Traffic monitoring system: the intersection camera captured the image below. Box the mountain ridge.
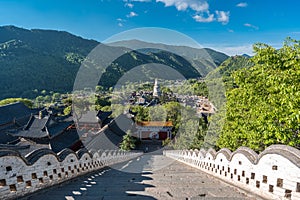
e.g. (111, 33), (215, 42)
(0, 25), (229, 99)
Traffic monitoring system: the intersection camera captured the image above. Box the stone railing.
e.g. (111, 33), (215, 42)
(164, 145), (300, 200)
(0, 148), (142, 199)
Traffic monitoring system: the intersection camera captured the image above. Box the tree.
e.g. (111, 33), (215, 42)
(131, 106), (149, 122)
(95, 85), (104, 93)
(120, 130), (136, 151)
(0, 98), (33, 108)
(44, 95), (52, 103)
(62, 97), (72, 106)
(217, 38), (300, 152)
(35, 96), (44, 108)
(149, 105), (167, 121)
(163, 102), (182, 133)
(41, 90), (47, 95)
(52, 93), (61, 102)
(63, 106), (72, 116)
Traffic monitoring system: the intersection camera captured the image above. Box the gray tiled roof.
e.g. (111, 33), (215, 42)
(78, 110), (99, 123)
(13, 115), (73, 139)
(50, 129), (81, 153)
(85, 114), (136, 151)
(0, 102), (32, 125)
(97, 110), (112, 122)
(85, 127), (123, 151)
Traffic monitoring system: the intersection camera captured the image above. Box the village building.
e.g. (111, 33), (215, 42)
(135, 121), (173, 140)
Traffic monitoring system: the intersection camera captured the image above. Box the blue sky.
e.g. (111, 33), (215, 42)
(0, 0), (299, 55)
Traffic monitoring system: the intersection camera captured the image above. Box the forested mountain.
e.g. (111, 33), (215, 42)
(214, 55), (252, 77)
(109, 39), (229, 66)
(207, 55), (253, 90)
(0, 26), (99, 99)
(0, 25), (228, 99)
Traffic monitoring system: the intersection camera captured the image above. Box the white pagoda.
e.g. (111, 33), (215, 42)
(153, 78), (161, 97)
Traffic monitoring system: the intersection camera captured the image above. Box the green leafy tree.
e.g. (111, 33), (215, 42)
(163, 102), (182, 133)
(149, 105), (167, 121)
(35, 96), (44, 108)
(217, 38), (300, 152)
(52, 93), (61, 102)
(62, 96), (72, 106)
(41, 90), (47, 95)
(44, 95), (52, 103)
(0, 98), (33, 108)
(120, 130), (136, 151)
(131, 106), (149, 122)
(63, 106), (72, 116)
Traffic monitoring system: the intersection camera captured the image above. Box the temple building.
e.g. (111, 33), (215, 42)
(75, 110), (112, 133)
(10, 109), (84, 153)
(0, 102), (39, 145)
(135, 121), (173, 140)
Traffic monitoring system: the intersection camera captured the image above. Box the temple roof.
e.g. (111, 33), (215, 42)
(97, 110), (112, 122)
(137, 121), (173, 127)
(78, 111), (99, 123)
(50, 129), (81, 153)
(77, 110), (112, 124)
(12, 115), (73, 139)
(85, 114), (135, 151)
(0, 102), (32, 125)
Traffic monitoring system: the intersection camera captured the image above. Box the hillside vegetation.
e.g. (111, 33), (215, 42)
(217, 38), (300, 152)
(0, 26), (228, 100)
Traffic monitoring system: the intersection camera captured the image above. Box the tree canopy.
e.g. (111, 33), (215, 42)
(0, 98), (33, 108)
(217, 38), (300, 152)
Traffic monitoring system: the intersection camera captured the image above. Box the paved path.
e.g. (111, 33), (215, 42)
(25, 155), (262, 200)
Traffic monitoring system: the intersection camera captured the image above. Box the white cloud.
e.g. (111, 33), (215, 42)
(193, 12), (214, 23)
(244, 23), (259, 30)
(126, 11), (138, 17)
(216, 11), (230, 25)
(117, 18), (126, 26)
(236, 2), (248, 7)
(129, 0), (230, 25)
(156, 0), (209, 12)
(130, 0), (151, 2)
(125, 3), (134, 8)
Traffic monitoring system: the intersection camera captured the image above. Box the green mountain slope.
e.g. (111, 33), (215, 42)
(0, 26), (99, 98)
(206, 55), (253, 89)
(109, 39), (229, 75)
(0, 26), (228, 99)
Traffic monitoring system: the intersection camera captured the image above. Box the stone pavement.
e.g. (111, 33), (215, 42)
(24, 154), (263, 200)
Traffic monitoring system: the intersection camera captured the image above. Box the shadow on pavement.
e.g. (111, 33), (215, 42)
(23, 165), (156, 200)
